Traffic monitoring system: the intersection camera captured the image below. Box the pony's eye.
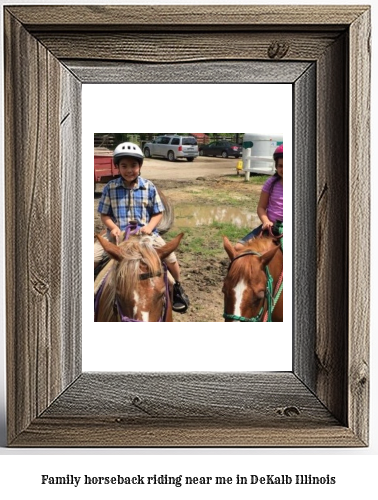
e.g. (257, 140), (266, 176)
(252, 290), (265, 306)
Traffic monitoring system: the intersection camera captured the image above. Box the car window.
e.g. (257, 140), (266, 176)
(171, 138), (180, 145)
(182, 137), (197, 146)
(160, 137), (170, 144)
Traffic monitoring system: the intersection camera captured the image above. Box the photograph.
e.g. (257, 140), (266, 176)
(93, 133), (284, 323)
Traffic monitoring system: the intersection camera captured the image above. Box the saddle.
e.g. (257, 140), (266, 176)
(94, 254), (110, 281)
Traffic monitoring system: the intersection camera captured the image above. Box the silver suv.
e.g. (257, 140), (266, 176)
(143, 135), (199, 162)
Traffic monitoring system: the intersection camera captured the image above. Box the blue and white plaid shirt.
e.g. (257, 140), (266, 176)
(97, 176), (165, 235)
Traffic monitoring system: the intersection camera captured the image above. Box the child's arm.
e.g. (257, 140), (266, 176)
(140, 212), (163, 234)
(101, 214), (121, 241)
(257, 191), (273, 229)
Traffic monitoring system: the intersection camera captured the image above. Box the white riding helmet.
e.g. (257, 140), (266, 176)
(113, 142), (144, 166)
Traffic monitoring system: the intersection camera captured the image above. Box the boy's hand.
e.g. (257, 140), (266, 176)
(110, 226), (121, 243)
(140, 226), (152, 235)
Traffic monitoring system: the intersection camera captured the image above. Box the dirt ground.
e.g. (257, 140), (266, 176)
(94, 157), (261, 322)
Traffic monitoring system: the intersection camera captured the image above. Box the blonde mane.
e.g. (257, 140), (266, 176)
(98, 235), (163, 322)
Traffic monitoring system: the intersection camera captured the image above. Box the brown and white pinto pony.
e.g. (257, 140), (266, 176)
(94, 232), (183, 322)
(222, 236), (283, 322)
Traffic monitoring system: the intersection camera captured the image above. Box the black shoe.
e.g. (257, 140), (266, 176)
(172, 282), (190, 313)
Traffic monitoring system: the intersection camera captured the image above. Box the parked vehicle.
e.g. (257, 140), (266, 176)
(94, 147), (118, 191)
(199, 141), (242, 158)
(242, 133), (283, 179)
(143, 135), (199, 162)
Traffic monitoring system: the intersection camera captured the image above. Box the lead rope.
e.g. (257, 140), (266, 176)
(123, 220), (140, 242)
(262, 269), (283, 322)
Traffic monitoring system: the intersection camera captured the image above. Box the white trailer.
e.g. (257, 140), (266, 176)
(242, 133), (283, 180)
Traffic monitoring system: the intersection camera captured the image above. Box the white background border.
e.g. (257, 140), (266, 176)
(0, 2), (376, 499)
(84, 83), (292, 372)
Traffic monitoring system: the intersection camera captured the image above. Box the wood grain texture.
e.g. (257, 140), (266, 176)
(293, 64), (317, 390)
(60, 67), (83, 388)
(4, 5), (370, 447)
(4, 11), (82, 443)
(316, 33), (349, 425)
(6, 5), (368, 29)
(12, 420), (363, 448)
(5, 12), (63, 441)
(67, 60), (311, 84)
(12, 373), (363, 447)
(41, 373), (333, 421)
(348, 8), (371, 445)
(36, 32), (339, 63)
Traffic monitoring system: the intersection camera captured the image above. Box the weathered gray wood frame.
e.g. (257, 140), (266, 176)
(4, 5), (370, 447)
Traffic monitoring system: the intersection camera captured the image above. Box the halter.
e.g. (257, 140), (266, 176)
(94, 222), (170, 322)
(223, 250), (282, 322)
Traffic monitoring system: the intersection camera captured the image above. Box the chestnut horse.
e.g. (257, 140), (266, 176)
(94, 232), (183, 322)
(222, 236), (283, 322)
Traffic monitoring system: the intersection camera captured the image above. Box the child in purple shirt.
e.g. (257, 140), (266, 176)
(235, 144), (283, 250)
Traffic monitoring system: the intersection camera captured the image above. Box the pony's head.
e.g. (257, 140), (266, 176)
(95, 232), (183, 322)
(222, 236), (281, 322)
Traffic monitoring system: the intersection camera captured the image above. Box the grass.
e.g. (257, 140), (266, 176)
(167, 221), (250, 260)
(163, 175), (266, 262)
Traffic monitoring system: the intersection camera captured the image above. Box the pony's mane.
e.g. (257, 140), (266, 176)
(100, 235), (162, 321)
(241, 236), (276, 254)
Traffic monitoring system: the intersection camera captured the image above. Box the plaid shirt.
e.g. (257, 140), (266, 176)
(97, 176), (165, 234)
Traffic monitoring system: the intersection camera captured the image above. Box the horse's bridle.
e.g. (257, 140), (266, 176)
(94, 222), (170, 322)
(223, 250), (275, 322)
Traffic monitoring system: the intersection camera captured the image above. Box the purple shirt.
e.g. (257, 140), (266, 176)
(262, 176), (283, 222)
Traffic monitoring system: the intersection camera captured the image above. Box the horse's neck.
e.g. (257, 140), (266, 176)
(270, 248), (283, 282)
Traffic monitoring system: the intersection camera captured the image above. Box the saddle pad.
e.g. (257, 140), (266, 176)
(94, 260), (114, 296)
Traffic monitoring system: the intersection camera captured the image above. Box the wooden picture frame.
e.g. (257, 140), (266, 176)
(4, 5), (370, 447)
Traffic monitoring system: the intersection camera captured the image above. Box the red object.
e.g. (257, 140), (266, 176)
(94, 148), (119, 184)
(190, 133), (210, 144)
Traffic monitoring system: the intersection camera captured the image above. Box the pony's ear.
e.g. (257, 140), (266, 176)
(260, 245), (280, 267)
(223, 236), (236, 261)
(156, 233), (184, 261)
(95, 233), (124, 262)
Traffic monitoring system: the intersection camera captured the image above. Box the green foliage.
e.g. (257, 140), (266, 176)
(94, 133), (245, 147)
